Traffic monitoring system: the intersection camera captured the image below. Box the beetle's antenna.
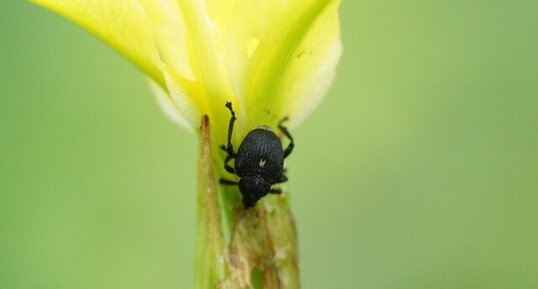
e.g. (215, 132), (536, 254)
(224, 101), (237, 156)
(225, 101), (235, 118)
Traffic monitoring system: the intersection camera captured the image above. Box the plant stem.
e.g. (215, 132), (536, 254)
(195, 116), (300, 289)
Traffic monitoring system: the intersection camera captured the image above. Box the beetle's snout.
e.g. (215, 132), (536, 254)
(238, 176), (271, 207)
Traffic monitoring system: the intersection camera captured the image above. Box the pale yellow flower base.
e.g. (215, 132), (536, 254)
(197, 116), (299, 289)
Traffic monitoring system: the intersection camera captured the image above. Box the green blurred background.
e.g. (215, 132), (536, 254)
(2, 1), (537, 288)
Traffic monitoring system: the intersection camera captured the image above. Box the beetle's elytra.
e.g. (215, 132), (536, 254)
(219, 102), (294, 208)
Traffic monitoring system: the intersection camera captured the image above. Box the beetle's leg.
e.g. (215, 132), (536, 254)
(223, 155), (235, 174)
(275, 174), (288, 184)
(278, 117), (294, 158)
(269, 187), (282, 194)
(220, 178), (238, 186)
(222, 101), (237, 157)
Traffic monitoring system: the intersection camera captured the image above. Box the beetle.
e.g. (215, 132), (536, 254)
(219, 101), (294, 208)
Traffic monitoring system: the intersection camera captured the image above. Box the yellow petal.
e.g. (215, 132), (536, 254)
(210, 0), (342, 129)
(272, 0), (342, 127)
(139, 0), (211, 130)
(30, 0), (165, 87)
(176, 0), (241, 139)
(138, 0), (194, 81)
(161, 63), (208, 130)
(148, 79), (193, 132)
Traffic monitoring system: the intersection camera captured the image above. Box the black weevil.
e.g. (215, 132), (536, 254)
(219, 102), (294, 208)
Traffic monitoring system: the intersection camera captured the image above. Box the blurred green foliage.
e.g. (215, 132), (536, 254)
(1, 1), (537, 289)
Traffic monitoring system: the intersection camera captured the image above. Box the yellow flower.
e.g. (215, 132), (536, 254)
(31, 0), (342, 146)
(31, 1), (342, 287)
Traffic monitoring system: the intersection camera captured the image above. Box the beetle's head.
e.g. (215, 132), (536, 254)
(238, 176), (271, 208)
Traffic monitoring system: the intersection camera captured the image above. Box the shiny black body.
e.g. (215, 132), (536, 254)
(236, 128), (284, 181)
(220, 102), (294, 208)
(235, 128), (284, 206)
